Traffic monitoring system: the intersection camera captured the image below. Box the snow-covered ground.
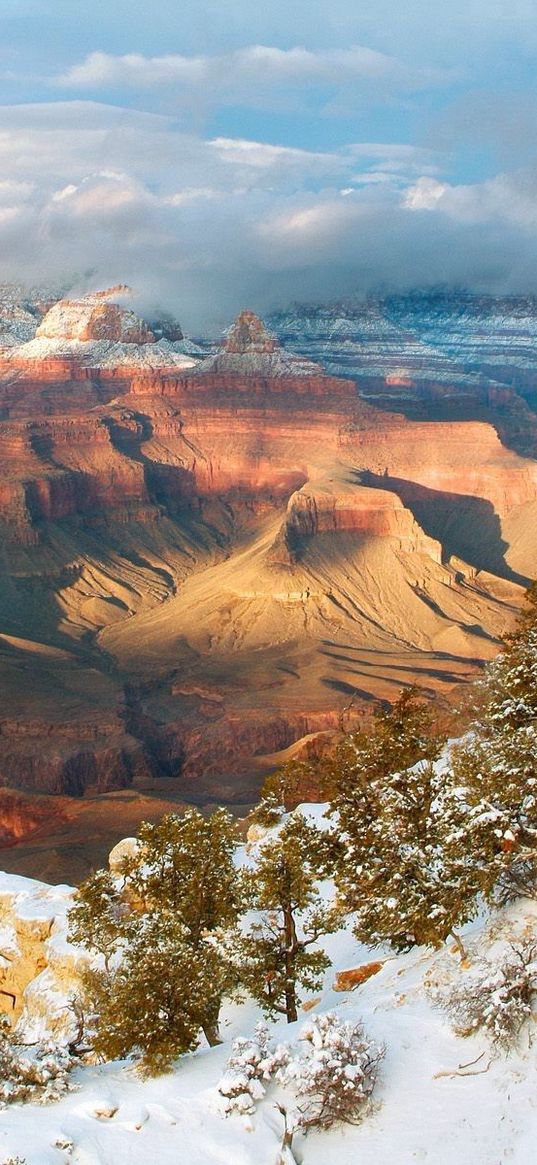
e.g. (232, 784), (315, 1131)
(1, 819), (536, 1165)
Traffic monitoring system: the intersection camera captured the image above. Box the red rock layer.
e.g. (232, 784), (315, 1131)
(0, 329), (536, 824)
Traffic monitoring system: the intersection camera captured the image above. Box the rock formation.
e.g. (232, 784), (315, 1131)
(0, 294), (536, 879)
(0, 288), (198, 401)
(0, 871), (82, 1037)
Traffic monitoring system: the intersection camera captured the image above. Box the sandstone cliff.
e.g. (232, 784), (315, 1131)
(0, 301), (535, 879)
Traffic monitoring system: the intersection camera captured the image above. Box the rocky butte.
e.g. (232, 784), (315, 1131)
(0, 290), (536, 878)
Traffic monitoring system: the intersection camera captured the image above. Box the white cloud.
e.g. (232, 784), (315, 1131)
(55, 44), (450, 114)
(403, 177), (447, 209)
(0, 100), (536, 329)
(209, 137), (340, 169)
(405, 169), (537, 227)
(58, 45), (400, 87)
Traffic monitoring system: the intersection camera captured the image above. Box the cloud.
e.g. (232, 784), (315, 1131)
(0, 100), (536, 331)
(405, 168), (537, 227)
(56, 44), (451, 114)
(403, 177), (447, 209)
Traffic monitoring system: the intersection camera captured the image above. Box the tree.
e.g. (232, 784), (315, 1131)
(328, 687), (442, 799)
(330, 689), (480, 953)
(85, 915), (231, 1074)
(450, 582), (537, 901)
(68, 868), (125, 973)
(69, 808), (244, 1071)
(252, 759), (335, 828)
(236, 814), (339, 1022)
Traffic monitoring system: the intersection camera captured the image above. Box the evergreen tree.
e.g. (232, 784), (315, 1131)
(236, 814), (339, 1022)
(252, 759), (335, 828)
(69, 808), (244, 1071)
(330, 689), (479, 952)
(68, 868), (126, 972)
(450, 582), (537, 900)
(85, 915), (230, 1074)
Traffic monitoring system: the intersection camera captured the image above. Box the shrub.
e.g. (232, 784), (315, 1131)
(280, 1012), (384, 1133)
(219, 1010), (383, 1158)
(217, 1023), (289, 1115)
(0, 1018), (74, 1106)
(437, 938), (537, 1051)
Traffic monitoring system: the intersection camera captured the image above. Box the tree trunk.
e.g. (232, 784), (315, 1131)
(202, 1022), (223, 1047)
(283, 905), (298, 1023)
(276, 1104), (298, 1165)
(202, 998), (223, 1046)
(450, 930), (468, 960)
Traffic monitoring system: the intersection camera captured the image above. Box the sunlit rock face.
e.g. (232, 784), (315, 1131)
(196, 309), (323, 379)
(0, 297), (536, 880)
(0, 871), (82, 1038)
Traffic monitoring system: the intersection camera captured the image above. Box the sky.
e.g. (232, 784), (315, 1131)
(0, 0), (537, 330)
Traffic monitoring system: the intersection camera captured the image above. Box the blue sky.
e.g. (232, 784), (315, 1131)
(0, 1), (536, 328)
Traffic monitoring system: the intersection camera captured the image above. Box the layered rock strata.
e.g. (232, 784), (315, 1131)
(0, 300), (535, 878)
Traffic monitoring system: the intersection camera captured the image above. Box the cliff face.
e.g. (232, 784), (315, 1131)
(0, 301), (536, 877)
(269, 292), (537, 459)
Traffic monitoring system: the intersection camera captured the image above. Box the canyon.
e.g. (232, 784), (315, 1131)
(0, 288), (536, 879)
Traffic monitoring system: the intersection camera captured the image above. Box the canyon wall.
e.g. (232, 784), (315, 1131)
(0, 301), (535, 877)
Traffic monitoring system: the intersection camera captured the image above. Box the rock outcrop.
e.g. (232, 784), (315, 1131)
(0, 287), (198, 396)
(0, 871), (82, 1038)
(35, 287), (155, 345)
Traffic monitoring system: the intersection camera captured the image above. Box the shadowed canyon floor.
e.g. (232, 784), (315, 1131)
(0, 296), (535, 879)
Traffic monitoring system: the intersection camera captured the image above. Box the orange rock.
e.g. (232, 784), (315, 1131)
(333, 962), (385, 992)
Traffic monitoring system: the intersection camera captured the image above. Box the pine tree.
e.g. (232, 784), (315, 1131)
(68, 868), (126, 972)
(236, 814), (339, 1022)
(450, 583), (537, 901)
(69, 808), (244, 1071)
(251, 759), (335, 828)
(85, 915), (231, 1074)
(330, 689), (479, 952)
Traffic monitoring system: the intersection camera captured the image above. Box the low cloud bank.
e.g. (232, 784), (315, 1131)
(1, 102), (537, 333)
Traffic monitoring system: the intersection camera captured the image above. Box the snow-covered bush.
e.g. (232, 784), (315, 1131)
(218, 1011), (383, 1141)
(280, 1012), (384, 1133)
(217, 1023), (289, 1115)
(0, 1018), (75, 1106)
(438, 939), (537, 1051)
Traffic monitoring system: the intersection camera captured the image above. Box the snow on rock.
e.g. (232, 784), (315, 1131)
(0, 872), (85, 1043)
(198, 309), (322, 378)
(0, 283), (53, 349)
(4, 287), (201, 372)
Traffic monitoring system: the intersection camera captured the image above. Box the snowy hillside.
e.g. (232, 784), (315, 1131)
(1, 821), (536, 1165)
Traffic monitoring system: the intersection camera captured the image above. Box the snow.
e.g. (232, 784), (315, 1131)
(6, 336), (199, 371)
(0, 854), (536, 1164)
